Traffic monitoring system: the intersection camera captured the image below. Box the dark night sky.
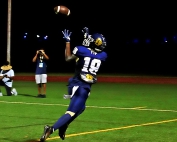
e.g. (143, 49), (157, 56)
(1, 1), (177, 76)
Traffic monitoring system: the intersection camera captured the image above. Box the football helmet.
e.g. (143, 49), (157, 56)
(90, 33), (106, 52)
(82, 33), (106, 52)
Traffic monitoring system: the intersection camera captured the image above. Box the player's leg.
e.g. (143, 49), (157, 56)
(68, 105), (85, 124)
(59, 86), (84, 139)
(54, 87), (89, 140)
(41, 83), (46, 97)
(63, 85), (86, 124)
(40, 86), (89, 141)
(4, 85), (12, 96)
(9, 81), (18, 95)
(53, 86), (89, 129)
(35, 75), (42, 97)
(41, 74), (47, 98)
(58, 105), (85, 140)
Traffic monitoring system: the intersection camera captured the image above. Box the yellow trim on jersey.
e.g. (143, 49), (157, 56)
(76, 58), (79, 62)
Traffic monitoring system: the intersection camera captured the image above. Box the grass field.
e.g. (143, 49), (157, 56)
(0, 81), (177, 142)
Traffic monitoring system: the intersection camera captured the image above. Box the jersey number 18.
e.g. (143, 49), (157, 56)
(82, 57), (101, 75)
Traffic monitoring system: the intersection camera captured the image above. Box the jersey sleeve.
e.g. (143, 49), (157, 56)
(72, 46), (86, 57)
(100, 52), (107, 61)
(104, 52), (107, 61)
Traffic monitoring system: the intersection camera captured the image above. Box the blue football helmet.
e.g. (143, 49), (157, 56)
(82, 33), (106, 52)
(91, 33), (106, 52)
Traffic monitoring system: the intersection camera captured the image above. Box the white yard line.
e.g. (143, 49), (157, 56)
(0, 100), (177, 113)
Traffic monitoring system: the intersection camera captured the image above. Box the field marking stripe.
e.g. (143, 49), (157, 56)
(0, 100), (68, 107)
(131, 106), (146, 109)
(0, 100), (177, 113)
(46, 118), (177, 140)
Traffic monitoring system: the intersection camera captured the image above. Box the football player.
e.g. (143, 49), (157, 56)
(40, 27), (107, 141)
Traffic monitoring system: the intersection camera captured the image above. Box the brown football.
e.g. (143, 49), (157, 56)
(54, 5), (70, 16)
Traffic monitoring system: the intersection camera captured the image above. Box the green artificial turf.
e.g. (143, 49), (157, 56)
(0, 81), (177, 142)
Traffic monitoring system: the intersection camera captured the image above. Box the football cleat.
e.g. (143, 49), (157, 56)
(40, 125), (53, 142)
(59, 124), (68, 140)
(11, 88), (17, 96)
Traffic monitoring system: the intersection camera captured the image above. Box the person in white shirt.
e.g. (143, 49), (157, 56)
(0, 61), (17, 96)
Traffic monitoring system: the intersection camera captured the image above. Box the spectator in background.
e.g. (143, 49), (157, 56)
(0, 61), (17, 96)
(32, 48), (49, 98)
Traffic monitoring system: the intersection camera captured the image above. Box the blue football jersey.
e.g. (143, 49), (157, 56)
(68, 46), (107, 88)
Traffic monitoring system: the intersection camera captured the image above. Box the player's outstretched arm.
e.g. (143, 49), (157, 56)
(82, 27), (89, 38)
(65, 42), (77, 61)
(62, 29), (77, 62)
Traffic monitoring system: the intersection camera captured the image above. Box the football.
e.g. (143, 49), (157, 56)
(54, 5), (70, 16)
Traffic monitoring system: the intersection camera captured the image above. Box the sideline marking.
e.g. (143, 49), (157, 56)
(46, 118), (177, 141)
(0, 100), (177, 113)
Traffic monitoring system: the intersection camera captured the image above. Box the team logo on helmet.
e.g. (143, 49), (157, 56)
(95, 38), (102, 46)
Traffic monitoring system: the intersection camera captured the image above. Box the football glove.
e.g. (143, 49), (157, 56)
(62, 29), (72, 42)
(82, 27), (89, 38)
(63, 94), (71, 99)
